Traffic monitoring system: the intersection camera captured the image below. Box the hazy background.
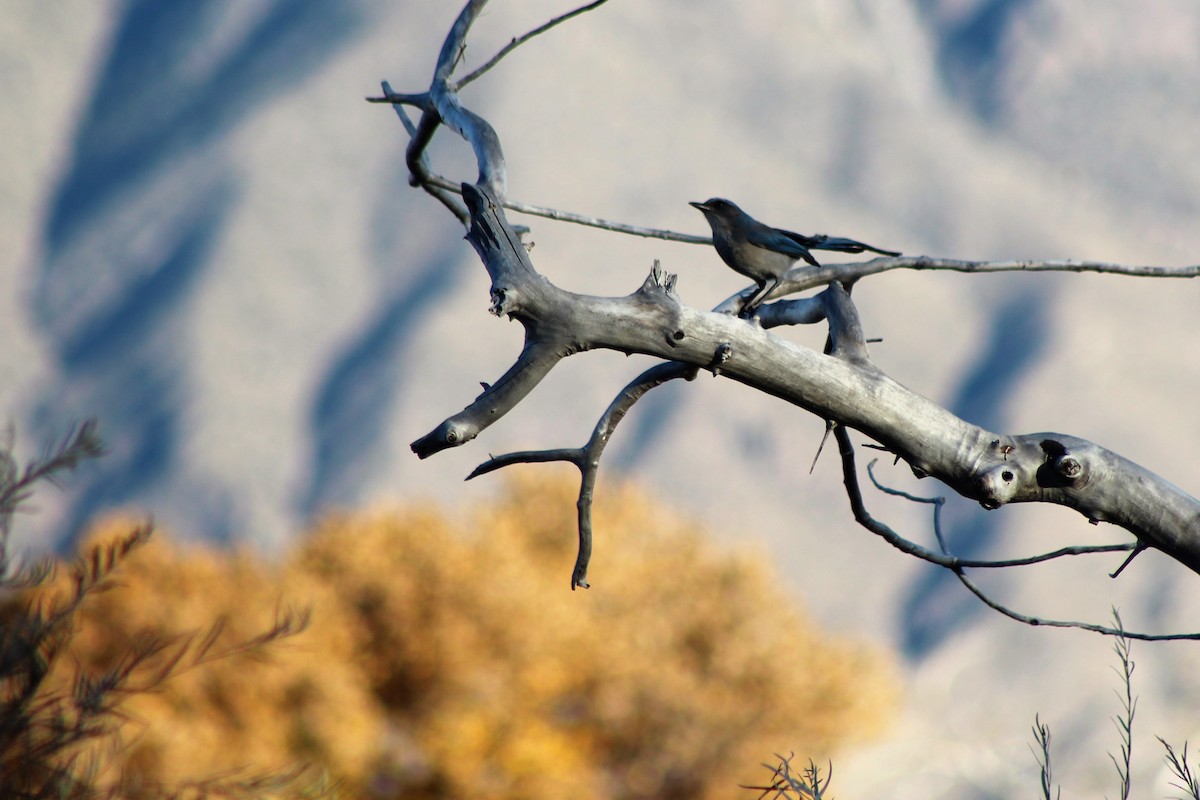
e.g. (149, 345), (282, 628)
(4, 1), (1200, 797)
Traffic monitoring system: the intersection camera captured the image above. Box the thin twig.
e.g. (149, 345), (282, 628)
(359, 168), (712, 244)
(1109, 541), (1149, 578)
(1108, 610), (1136, 800)
(368, 102), (1199, 280)
(455, 0), (612, 89)
(1160, 739), (1200, 800)
(740, 752), (821, 799)
(1030, 714), (1061, 800)
(504, 195), (710, 243)
(835, 427), (1200, 640)
(903, 256), (1199, 278)
(865, 461), (1137, 569)
(468, 448), (584, 478)
(1, 420), (105, 522)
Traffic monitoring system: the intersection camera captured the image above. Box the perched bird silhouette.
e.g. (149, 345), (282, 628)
(690, 198), (900, 317)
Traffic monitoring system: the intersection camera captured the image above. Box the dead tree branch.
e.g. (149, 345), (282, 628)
(469, 359), (699, 589)
(834, 428), (1200, 640)
(376, 2), (1200, 622)
(454, 0), (612, 90)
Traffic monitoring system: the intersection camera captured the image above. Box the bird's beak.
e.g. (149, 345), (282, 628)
(689, 201), (710, 211)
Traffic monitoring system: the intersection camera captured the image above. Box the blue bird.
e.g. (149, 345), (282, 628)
(690, 198), (899, 317)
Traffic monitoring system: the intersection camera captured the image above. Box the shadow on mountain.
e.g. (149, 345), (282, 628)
(301, 249), (460, 514)
(37, 185), (231, 549)
(900, 283), (1055, 659)
(609, 379), (689, 473)
(916, 0), (1034, 122)
(31, 0), (368, 548)
(43, 0), (366, 254)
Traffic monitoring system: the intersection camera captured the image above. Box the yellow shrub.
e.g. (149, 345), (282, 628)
(15, 474), (895, 799)
(296, 474), (895, 798)
(51, 522), (382, 796)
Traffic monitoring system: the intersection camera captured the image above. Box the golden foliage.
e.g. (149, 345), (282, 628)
(14, 474), (895, 799)
(6, 523), (368, 799)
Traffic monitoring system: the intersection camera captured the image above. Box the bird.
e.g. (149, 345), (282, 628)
(690, 198), (900, 317)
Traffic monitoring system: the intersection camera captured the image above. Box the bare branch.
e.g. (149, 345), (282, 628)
(412, 339), (563, 459)
(774, 256), (1199, 299)
(364, 76), (1200, 284)
(504, 196), (710, 243)
(417, 186), (1200, 576)
(819, 281), (870, 363)
(567, 361), (698, 589)
(350, 155), (1200, 278)
(754, 295), (828, 328)
(901, 255), (1200, 278)
(468, 361), (698, 589)
(468, 448), (584, 478)
(835, 426), (1200, 640)
(455, 0), (613, 90)
(837, 431), (1130, 570)
(432, 0), (489, 87)
(417, 184), (1200, 578)
(375, 83), (469, 225)
(864, 461), (1137, 569)
(369, 0), (506, 203)
(350, 164), (714, 243)
(948, 565), (1200, 640)
(382, 1), (1200, 599)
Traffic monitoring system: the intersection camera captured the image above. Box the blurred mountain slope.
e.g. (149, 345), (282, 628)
(3, 2), (1199, 798)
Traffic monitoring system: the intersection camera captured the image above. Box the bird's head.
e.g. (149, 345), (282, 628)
(689, 198), (743, 232)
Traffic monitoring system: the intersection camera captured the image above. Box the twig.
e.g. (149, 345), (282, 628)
(503, 195), (710, 243)
(808, 421), (834, 474)
(382, 87), (469, 225)
(865, 460), (1136, 569)
(1030, 714), (1061, 800)
(1108, 610), (1136, 800)
(350, 151), (1200, 282)
(455, 0), (612, 89)
(0, 420), (105, 526)
(1109, 541), (1149, 578)
(1160, 739), (1200, 800)
(468, 361), (698, 589)
(836, 427), (1200, 640)
(739, 753), (830, 799)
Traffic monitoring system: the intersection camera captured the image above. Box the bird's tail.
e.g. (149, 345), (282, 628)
(785, 230), (900, 257)
(810, 234), (900, 257)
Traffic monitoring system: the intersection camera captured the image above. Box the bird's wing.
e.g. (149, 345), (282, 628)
(796, 232), (901, 257)
(745, 225), (821, 267)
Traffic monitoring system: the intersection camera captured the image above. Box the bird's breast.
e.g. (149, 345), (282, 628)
(722, 241), (794, 281)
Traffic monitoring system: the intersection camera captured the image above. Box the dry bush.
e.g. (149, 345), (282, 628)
(55, 521), (381, 796)
(0, 419), (344, 798)
(0, 544), (339, 798)
(11, 473), (895, 799)
(296, 474), (896, 799)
